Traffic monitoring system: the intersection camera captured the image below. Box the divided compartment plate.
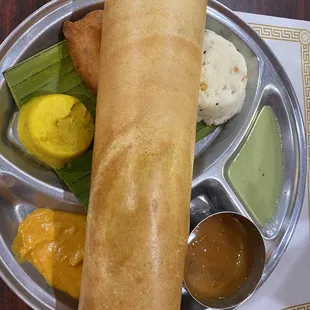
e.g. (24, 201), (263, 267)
(0, 1), (306, 310)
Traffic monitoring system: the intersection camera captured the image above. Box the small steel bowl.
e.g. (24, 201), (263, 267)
(184, 212), (266, 309)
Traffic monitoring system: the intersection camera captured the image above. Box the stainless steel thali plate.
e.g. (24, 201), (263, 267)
(0, 0), (307, 309)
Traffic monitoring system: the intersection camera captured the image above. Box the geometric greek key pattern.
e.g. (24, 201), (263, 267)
(250, 23), (301, 42)
(301, 39), (310, 159)
(282, 301), (310, 310)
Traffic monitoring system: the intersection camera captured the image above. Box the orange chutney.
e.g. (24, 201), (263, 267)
(12, 208), (86, 299)
(184, 213), (254, 301)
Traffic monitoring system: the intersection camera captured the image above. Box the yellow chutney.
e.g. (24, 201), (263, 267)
(17, 94), (94, 168)
(12, 208), (86, 299)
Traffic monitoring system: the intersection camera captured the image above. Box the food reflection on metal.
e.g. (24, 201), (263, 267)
(190, 194), (213, 232)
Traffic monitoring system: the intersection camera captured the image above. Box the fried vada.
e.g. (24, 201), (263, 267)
(63, 10), (103, 94)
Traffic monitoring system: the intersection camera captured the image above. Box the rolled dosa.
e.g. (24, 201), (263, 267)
(79, 1), (207, 309)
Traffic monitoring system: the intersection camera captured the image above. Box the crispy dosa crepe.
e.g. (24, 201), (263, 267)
(79, 1), (207, 309)
(63, 10), (102, 94)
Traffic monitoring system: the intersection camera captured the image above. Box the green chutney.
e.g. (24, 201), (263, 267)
(228, 106), (283, 225)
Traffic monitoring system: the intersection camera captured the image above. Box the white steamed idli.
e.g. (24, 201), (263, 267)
(198, 30), (248, 126)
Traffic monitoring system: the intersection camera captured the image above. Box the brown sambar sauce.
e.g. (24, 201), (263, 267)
(184, 214), (254, 301)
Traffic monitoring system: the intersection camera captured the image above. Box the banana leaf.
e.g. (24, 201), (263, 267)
(4, 40), (214, 208)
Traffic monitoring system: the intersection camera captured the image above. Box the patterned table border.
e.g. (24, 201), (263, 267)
(249, 23), (310, 310)
(283, 301), (310, 310)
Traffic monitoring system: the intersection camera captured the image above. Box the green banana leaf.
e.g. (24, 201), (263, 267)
(4, 40), (214, 208)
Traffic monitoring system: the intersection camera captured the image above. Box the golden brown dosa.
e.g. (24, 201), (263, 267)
(79, 1), (207, 309)
(62, 10), (103, 94)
